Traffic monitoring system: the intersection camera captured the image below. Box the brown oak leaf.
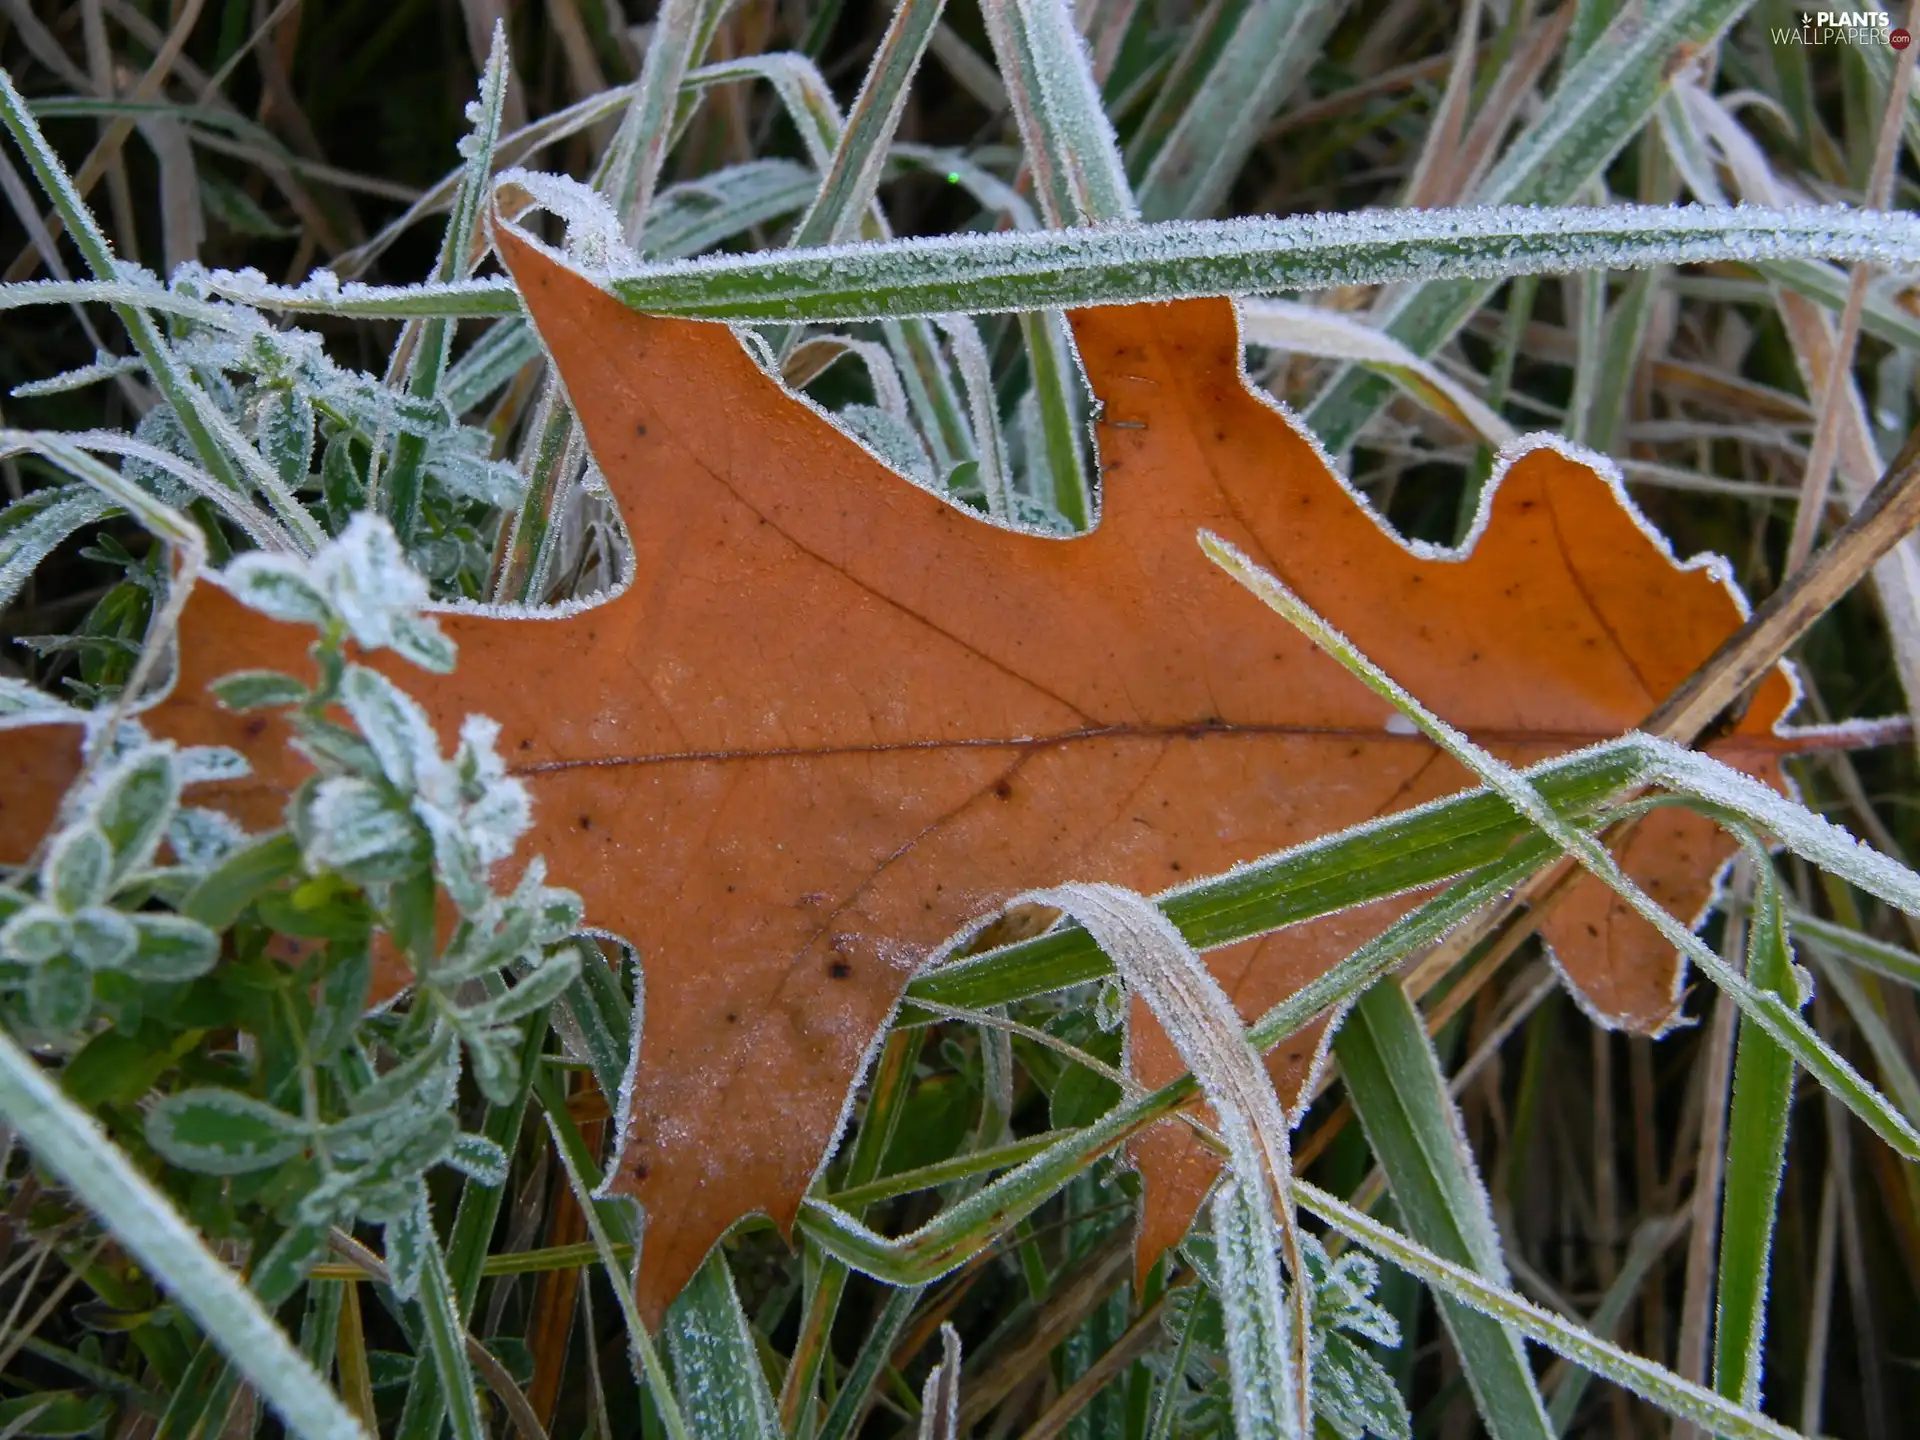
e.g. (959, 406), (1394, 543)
(0, 226), (1798, 1322)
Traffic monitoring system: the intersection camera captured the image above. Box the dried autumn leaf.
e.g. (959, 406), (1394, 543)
(0, 228), (1798, 1323)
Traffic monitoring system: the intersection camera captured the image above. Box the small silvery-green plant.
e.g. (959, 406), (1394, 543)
(0, 719), (235, 1035)
(139, 514), (583, 1300)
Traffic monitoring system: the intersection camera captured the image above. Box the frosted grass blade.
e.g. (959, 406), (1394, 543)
(595, 204), (1920, 322)
(218, 204), (1920, 323)
(979, 0), (1135, 226)
(910, 740), (1653, 1013)
(789, 0), (948, 248)
(543, 1114), (691, 1440)
(382, 22), (510, 545)
(1336, 981), (1554, 1440)
(0, 1027), (364, 1440)
(1792, 911), (1920, 991)
(1712, 864), (1800, 1409)
(1813, 949), (1920, 1126)
(664, 1252), (781, 1438)
(1134, 0), (1348, 222)
(1017, 308), (1092, 528)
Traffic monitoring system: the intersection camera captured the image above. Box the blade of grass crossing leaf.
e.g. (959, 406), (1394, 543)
(1336, 981), (1554, 1440)
(382, 23), (510, 547)
(910, 741), (1650, 1014)
(802, 848), (1561, 1293)
(1303, 0), (1757, 451)
(1200, 531), (1920, 1160)
(695, 47), (981, 498)
(1712, 866), (1801, 1409)
(543, 1113), (691, 1440)
(1134, 0), (1349, 222)
(592, 204), (1920, 322)
(0, 1028), (362, 1440)
(664, 1252), (781, 1437)
(789, 0), (949, 248)
(225, 203), (1920, 321)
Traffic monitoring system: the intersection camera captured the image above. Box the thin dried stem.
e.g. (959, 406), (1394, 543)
(1784, 1), (1919, 573)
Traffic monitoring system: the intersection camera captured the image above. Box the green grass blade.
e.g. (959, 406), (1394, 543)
(909, 741), (1649, 1013)
(597, 204), (1920, 321)
(789, 0), (948, 248)
(210, 203), (1920, 323)
(597, 0), (715, 230)
(664, 1252), (782, 1438)
(814, 1282), (924, 1440)
(1015, 308), (1092, 529)
(1712, 866), (1800, 1409)
(543, 1112), (692, 1440)
(1336, 981), (1554, 1440)
(0, 1028), (363, 1440)
(1134, 0), (1348, 222)
(1202, 532), (1920, 1162)
(382, 21), (510, 546)
(408, 1212), (485, 1440)
(980, 0), (1136, 225)
(1793, 910), (1920, 992)
(1811, 949), (1920, 1126)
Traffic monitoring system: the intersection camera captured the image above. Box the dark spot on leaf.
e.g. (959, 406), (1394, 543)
(519, 738), (532, 750)
(579, 814), (593, 830)
(633, 1161), (650, 1179)
(1169, 860), (1182, 872)
(243, 717), (267, 737)
(726, 1012), (737, 1023)
(635, 421), (648, 436)
(993, 780), (1013, 799)
(829, 960), (852, 979)
(1586, 924), (1599, 937)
